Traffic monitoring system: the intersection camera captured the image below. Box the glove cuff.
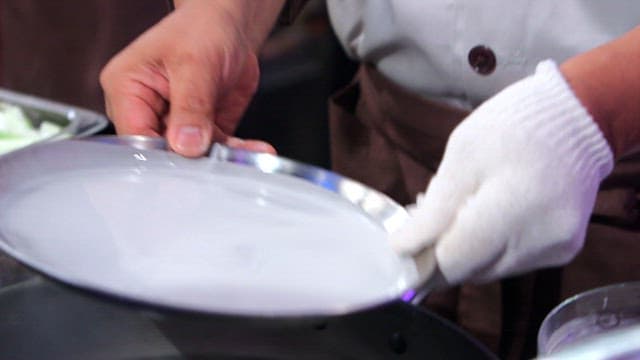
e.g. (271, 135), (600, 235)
(478, 60), (614, 182)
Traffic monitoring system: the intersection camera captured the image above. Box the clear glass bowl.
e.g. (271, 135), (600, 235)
(538, 282), (640, 356)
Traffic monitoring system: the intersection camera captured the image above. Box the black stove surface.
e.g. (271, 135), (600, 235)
(0, 277), (496, 359)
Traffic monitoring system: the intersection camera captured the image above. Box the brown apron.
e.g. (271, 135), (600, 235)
(329, 64), (640, 359)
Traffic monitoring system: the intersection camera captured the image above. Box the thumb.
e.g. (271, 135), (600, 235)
(165, 57), (222, 157)
(390, 172), (475, 255)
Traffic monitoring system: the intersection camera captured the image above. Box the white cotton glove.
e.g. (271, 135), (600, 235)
(390, 60), (614, 286)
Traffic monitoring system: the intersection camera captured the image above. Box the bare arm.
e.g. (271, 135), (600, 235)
(561, 25), (640, 158)
(173, 0), (285, 51)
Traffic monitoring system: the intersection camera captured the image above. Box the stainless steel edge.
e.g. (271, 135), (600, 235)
(85, 136), (411, 235)
(208, 143), (410, 234)
(0, 87), (108, 139)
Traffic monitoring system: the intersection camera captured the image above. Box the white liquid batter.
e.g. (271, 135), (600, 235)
(0, 158), (413, 315)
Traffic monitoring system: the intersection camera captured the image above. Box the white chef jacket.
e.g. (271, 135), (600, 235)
(327, 0), (640, 109)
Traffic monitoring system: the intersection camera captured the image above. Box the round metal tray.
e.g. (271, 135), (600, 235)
(0, 135), (421, 318)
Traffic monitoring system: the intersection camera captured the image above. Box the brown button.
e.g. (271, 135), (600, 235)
(468, 45), (496, 75)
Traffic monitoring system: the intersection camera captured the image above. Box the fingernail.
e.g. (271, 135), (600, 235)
(175, 125), (207, 155)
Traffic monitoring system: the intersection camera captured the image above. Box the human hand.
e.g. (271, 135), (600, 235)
(390, 61), (614, 287)
(100, 0), (282, 157)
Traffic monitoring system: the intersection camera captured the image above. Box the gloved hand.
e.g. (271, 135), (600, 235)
(390, 60), (614, 287)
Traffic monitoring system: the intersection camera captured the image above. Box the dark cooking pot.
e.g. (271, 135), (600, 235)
(0, 277), (496, 359)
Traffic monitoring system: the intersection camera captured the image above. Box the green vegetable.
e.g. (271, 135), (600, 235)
(0, 102), (63, 155)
